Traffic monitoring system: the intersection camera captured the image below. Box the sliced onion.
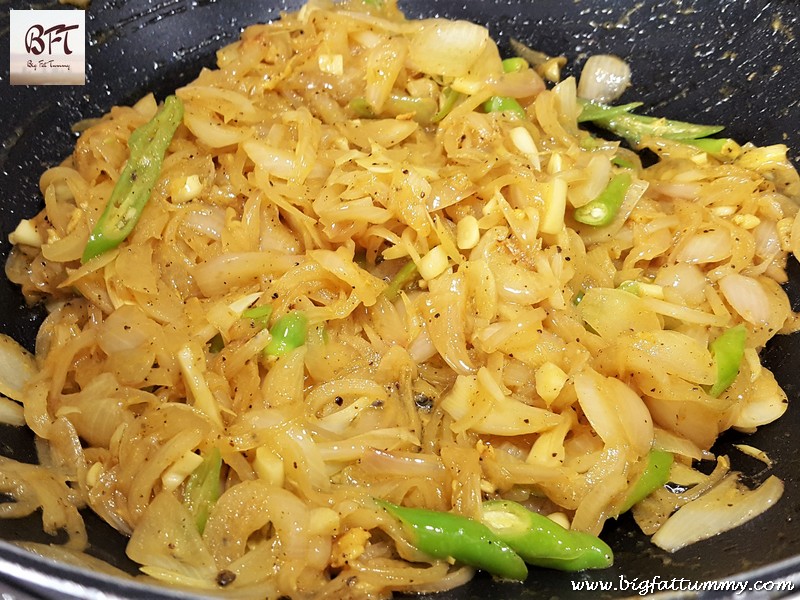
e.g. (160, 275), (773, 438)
(489, 69), (546, 99)
(577, 287), (660, 339)
(360, 449), (445, 477)
(654, 263), (707, 306)
(653, 428), (704, 461)
(628, 330), (716, 385)
(242, 140), (296, 180)
(193, 251), (297, 297)
(718, 273), (770, 325)
(408, 19), (489, 77)
(577, 54), (631, 103)
(733, 444), (773, 467)
(0, 396), (25, 426)
(0, 334), (38, 403)
(675, 229), (732, 264)
(575, 368), (652, 452)
(733, 369), (788, 429)
(752, 219), (781, 261)
(126, 491), (217, 582)
(182, 208), (226, 240)
(651, 474), (783, 552)
(342, 118), (419, 149)
(407, 327), (437, 363)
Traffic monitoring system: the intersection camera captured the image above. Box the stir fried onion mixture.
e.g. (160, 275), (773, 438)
(3, 0), (800, 597)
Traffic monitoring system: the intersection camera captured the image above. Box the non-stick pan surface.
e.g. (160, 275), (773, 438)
(1, 1), (799, 598)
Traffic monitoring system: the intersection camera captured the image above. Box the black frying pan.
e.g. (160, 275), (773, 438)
(1, 0), (799, 598)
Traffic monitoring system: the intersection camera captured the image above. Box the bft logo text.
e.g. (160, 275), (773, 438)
(25, 23), (81, 56)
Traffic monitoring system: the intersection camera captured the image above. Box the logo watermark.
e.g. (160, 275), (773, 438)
(571, 575), (796, 596)
(9, 10), (86, 85)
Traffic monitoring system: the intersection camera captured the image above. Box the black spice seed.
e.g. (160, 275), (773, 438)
(216, 570), (236, 587)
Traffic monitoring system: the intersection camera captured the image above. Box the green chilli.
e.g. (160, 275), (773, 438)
(483, 96), (526, 119)
(502, 57), (529, 73)
(619, 450), (674, 513)
(376, 499), (528, 581)
(709, 324), (747, 397)
(383, 261), (418, 301)
(481, 500), (613, 571)
(183, 447), (222, 534)
(265, 311), (309, 356)
(82, 95), (184, 262)
(578, 100), (723, 145)
(573, 172), (632, 227)
(242, 304), (274, 327)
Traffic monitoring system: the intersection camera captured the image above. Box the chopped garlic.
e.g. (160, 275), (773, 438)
(419, 245), (449, 280)
(481, 194), (499, 216)
(535, 361), (567, 405)
(199, 291), (264, 342)
(228, 291), (265, 315)
(690, 152), (708, 166)
(351, 29), (382, 49)
(254, 446), (284, 487)
(509, 126), (541, 171)
(637, 282), (665, 299)
(456, 215), (480, 250)
(540, 177), (567, 234)
(8, 219), (42, 247)
(547, 512), (571, 530)
(547, 152), (564, 175)
(450, 75), (484, 96)
(540, 56), (567, 83)
(711, 206), (737, 218)
(479, 478), (497, 494)
(318, 54), (344, 76)
(86, 462), (104, 488)
(309, 507), (340, 536)
(161, 451), (204, 492)
(331, 527), (371, 568)
(171, 174), (203, 203)
(732, 214), (761, 230)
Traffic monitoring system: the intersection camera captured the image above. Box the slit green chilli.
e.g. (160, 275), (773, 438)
(377, 498), (614, 580)
(82, 95), (184, 262)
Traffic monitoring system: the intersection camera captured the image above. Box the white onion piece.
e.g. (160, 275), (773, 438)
(0, 396), (24, 426)
(653, 428), (704, 461)
(343, 118), (419, 149)
(243, 140), (297, 180)
(577, 54), (631, 103)
(654, 263), (707, 306)
(182, 208), (226, 240)
(675, 229), (732, 264)
(127, 491), (217, 583)
(733, 370), (788, 429)
(718, 273), (770, 325)
(408, 19), (489, 77)
(733, 444), (773, 467)
(490, 69), (545, 98)
(0, 334), (37, 403)
(184, 109), (245, 148)
(575, 368), (653, 453)
(652, 474), (783, 552)
(407, 327), (437, 363)
(752, 219), (781, 260)
(360, 449), (445, 477)
(629, 330), (716, 385)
